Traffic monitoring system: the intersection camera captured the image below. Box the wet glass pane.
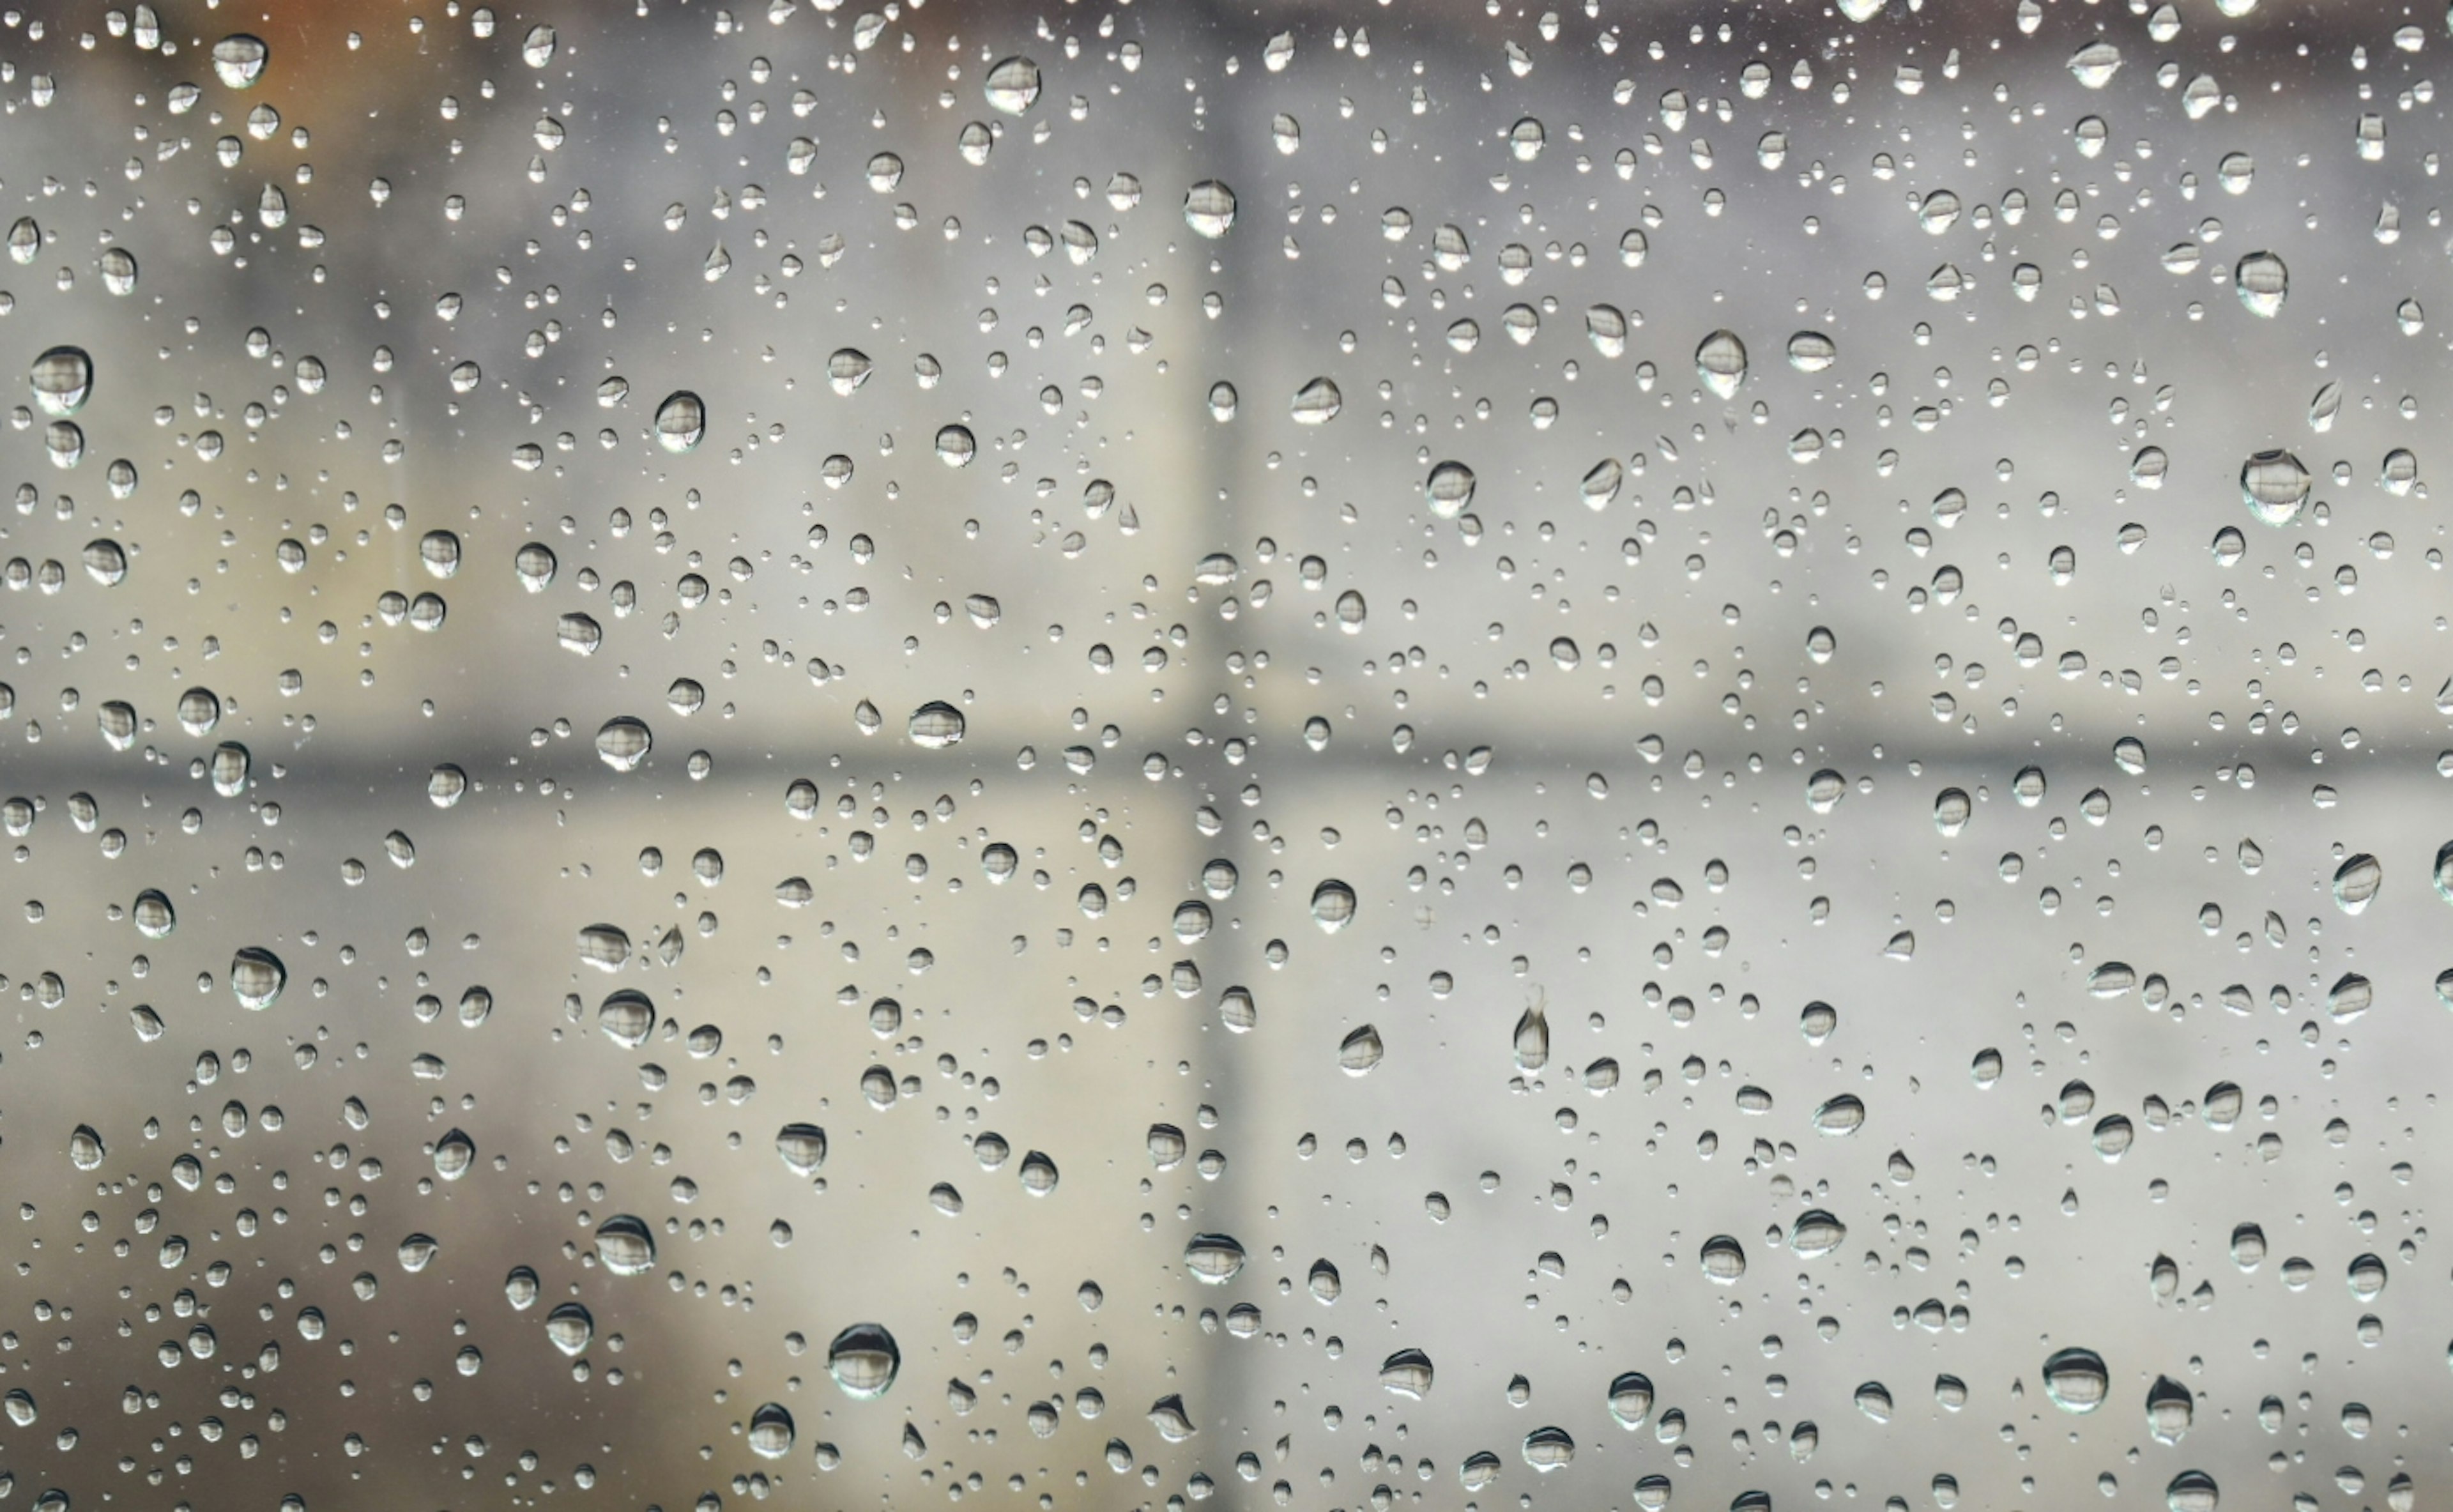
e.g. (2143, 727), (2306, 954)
(1, 4), (2442, 1512)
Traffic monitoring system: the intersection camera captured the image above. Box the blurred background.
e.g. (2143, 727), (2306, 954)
(0, 1), (2448, 1510)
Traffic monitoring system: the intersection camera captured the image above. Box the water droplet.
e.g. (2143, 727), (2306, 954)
(397, 1233), (440, 1272)
(1338, 1025), (1384, 1074)
(935, 424), (977, 466)
(29, 347), (90, 417)
(1700, 1234), (1747, 1282)
(2165, 1470), (2220, 1512)
(1807, 768), (1847, 813)
(2240, 449), (2311, 526)
(1425, 461), (1477, 518)
(231, 947), (286, 1009)
(521, 23), (558, 67)
(1854, 1381), (1894, 1421)
(2087, 961), (2136, 997)
(1787, 330), (1837, 372)
(1695, 329), (1748, 398)
(1521, 1426), (1576, 1471)
(2234, 250), (2288, 316)
(597, 991), (655, 1050)
(432, 1128), (475, 1180)
(133, 889), (175, 939)
(829, 1324), (901, 1398)
(984, 55), (1042, 114)
(1183, 180), (1237, 238)
(2043, 1347), (2109, 1412)
(593, 1214), (657, 1276)
(1291, 377), (1343, 424)
(1513, 1004), (1549, 1070)
(545, 1301), (594, 1356)
(211, 33), (269, 88)
(2068, 38), (2123, 87)
(1812, 1094), (1865, 1134)
(1580, 458), (1623, 510)
(1379, 1348), (1434, 1398)
(653, 391), (705, 453)
(1934, 787), (1971, 836)
(1791, 1209), (1847, 1256)
(2146, 1376), (2194, 1444)
(68, 1125), (104, 1171)
(1184, 1232), (1245, 1282)
(776, 1122), (827, 1176)
(1311, 878), (1356, 930)
(2333, 853), (2382, 913)
(907, 701), (965, 749)
(595, 717), (652, 771)
(1607, 1371), (1654, 1428)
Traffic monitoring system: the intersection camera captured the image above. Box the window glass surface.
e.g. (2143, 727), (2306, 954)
(0, 4), (2443, 1512)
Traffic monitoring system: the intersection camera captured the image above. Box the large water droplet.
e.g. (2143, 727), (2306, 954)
(1291, 377), (1343, 424)
(1607, 1371), (1654, 1428)
(211, 33), (269, 88)
(2239, 449), (2311, 526)
(595, 716), (652, 771)
(2165, 1470), (2220, 1512)
(432, 1128), (475, 1180)
(1700, 1234), (1747, 1282)
(1338, 1024), (1384, 1074)
(2235, 250), (2288, 316)
(593, 1214), (657, 1276)
(908, 701), (966, 749)
(545, 1301), (594, 1355)
(1791, 1209), (1847, 1256)
(29, 347), (91, 417)
(2333, 853), (2381, 913)
(597, 990), (654, 1048)
(748, 1402), (796, 1458)
(1379, 1348), (1433, 1398)
(2043, 1347), (2109, 1412)
(828, 1323), (901, 1398)
(1425, 461), (1476, 518)
(653, 391), (705, 453)
(2146, 1376), (2194, 1444)
(2068, 38), (2123, 86)
(1521, 1426), (1575, 1471)
(983, 55), (1043, 114)
(1184, 1232), (1246, 1282)
(1311, 878), (1356, 930)
(1695, 329), (1748, 398)
(776, 1122), (827, 1175)
(1787, 330), (1837, 372)
(231, 947), (286, 1009)
(1183, 180), (1237, 238)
